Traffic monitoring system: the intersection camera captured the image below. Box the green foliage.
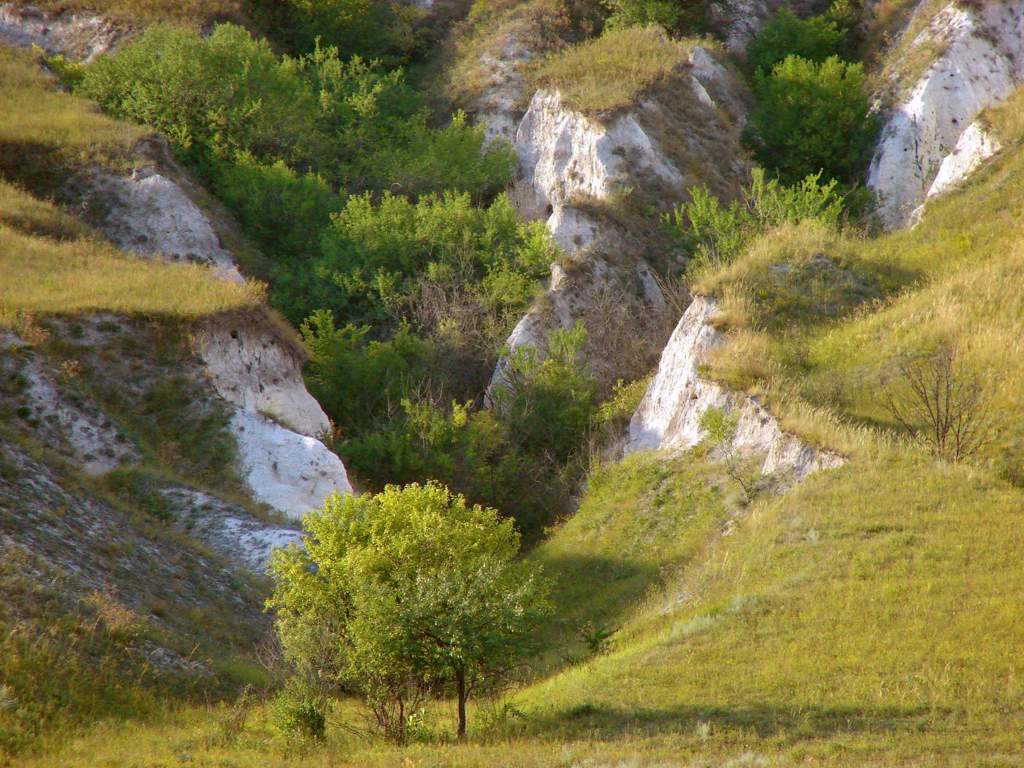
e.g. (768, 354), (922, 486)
(301, 312), (430, 436)
(268, 679), (328, 744)
(249, 0), (414, 62)
(698, 406), (739, 449)
(268, 483), (551, 740)
(80, 25), (319, 169)
(664, 167), (845, 270)
(602, 0), (707, 34)
(329, 325), (597, 542)
(746, 7), (846, 75)
(212, 156), (340, 265)
(316, 190), (553, 331)
(494, 322), (598, 465)
(747, 55), (876, 185)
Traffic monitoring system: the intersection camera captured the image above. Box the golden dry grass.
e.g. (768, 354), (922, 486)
(0, 181), (263, 327)
(533, 26), (692, 115)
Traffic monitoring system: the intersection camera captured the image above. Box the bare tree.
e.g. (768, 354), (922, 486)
(884, 345), (994, 462)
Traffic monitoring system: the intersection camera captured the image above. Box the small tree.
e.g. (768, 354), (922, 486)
(699, 407), (757, 502)
(884, 346), (994, 462)
(267, 483), (551, 741)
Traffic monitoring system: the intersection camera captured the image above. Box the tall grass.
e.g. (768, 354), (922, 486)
(533, 26), (692, 114)
(0, 46), (141, 188)
(0, 183), (263, 327)
(7, 0), (246, 25)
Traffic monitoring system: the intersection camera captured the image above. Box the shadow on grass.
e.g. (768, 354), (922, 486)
(531, 554), (660, 665)
(521, 701), (938, 741)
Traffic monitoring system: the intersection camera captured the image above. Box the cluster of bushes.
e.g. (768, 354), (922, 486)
(75, 21), (604, 535)
(304, 318), (598, 541)
(743, 4), (877, 185)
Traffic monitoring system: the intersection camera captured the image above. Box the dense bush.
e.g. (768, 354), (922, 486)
(602, 0), (707, 34)
(212, 155), (340, 264)
(306, 323), (597, 541)
(268, 678), (328, 744)
(249, 0), (414, 62)
(664, 167), (846, 270)
(745, 7), (846, 75)
(80, 25), (320, 170)
(746, 55), (875, 185)
(316, 190), (554, 332)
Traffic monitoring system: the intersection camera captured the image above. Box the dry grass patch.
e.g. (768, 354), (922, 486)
(980, 84), (1024, 146)
(0, 45), (141, 189)
(533, 25), (692, 115)
(0, 182), (262, 327)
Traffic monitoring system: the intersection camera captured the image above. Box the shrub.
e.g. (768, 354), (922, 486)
(268, 483), (551, 740)
(316, 191), (553, 330)
(664, 167), (846, 270)
(249, 0), (413, 62)
(603, 0), (707, 34)
(213, 155), (340, 265)
(300, 312), (431, 436)
(80, 25), (319, 169)
(746, 7), (846, 75)
(268, 678), (327, 744)
(746, 55), (876, 185)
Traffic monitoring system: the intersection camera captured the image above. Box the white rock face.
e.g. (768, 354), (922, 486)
(476, 36), (535, 145)
(231, 410), (352, 521)
(198, 322), (330, 439)
(627, 296), (843, 482)
(513, 89), (685, 222)
(80, 162), (353, 520)
(162, 487), (304, 572)
(89, 168), (244, 282)
(868, 0), (1024, 229)
(925, 119), (1002, 199)
(0, 3), (120, 61)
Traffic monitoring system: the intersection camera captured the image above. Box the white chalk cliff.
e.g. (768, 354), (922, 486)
(488, 45), (749, 394)
(87, 163), (353, 519)
(868, 0), (1024, 229)
(627, 296), (843, 482)
(0, 2), (120, 61)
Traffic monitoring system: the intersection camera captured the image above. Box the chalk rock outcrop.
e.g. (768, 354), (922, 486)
(868, 0), (1024, 229)
(0, 2), (120, 61)
(84, 167), (244, 282)
(489, 45), (748, 394)
(78, 155), (352, 519)
(161, 487), (303, 573)
(627, 296), (843, 482)
(475, 36), (536, 145)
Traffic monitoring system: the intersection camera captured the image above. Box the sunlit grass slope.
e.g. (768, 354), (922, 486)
(0, 45), (140, 187)
(0, 47), (261, 326)
(0, 181), (262, 328)
(516, 452), (1024, 764)
(695, 91), (1024, 480)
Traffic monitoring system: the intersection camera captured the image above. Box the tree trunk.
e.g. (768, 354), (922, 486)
(455, 666), (467, 740)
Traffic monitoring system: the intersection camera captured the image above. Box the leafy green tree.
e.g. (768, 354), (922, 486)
(746, 7), (846, 75)
(747, 55), (876, 185)
(268, 483), (551, 741)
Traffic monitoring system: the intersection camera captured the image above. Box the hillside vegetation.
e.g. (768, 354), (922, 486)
(4, 0), (1024, 765)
